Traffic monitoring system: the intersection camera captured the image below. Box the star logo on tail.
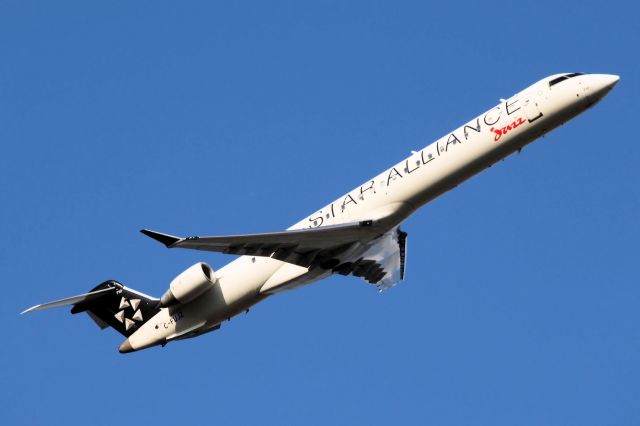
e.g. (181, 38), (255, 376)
(114, 297), (143, 331)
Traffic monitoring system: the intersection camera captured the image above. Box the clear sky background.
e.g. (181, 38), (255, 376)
(1, 1), (638, 425)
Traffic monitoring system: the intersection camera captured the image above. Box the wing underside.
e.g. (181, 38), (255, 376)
(142, 220), (407, 289)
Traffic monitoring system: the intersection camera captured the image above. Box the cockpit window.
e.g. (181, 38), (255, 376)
(549, 72), (585, 87)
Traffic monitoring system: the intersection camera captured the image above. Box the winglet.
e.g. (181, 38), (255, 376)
(140, 229), (181, 247)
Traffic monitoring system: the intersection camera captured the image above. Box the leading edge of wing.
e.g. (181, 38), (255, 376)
(140, 220), (379, 253)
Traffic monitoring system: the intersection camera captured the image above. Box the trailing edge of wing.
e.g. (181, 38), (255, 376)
(21, 287), (116, 314)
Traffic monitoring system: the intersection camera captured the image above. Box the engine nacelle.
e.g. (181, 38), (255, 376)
(160, 262), (216, 307)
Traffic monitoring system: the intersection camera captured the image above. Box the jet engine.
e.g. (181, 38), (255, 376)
(160, 262), (216, 307)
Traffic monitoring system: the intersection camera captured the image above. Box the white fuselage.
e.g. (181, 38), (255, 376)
(127, 73), (618, 351)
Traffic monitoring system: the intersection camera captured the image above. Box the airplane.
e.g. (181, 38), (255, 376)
(22, 73), (619, 353)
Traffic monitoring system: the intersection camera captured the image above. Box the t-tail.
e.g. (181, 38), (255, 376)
(22, 280), (161, 347)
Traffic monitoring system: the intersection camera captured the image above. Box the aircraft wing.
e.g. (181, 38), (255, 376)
(141, 220), (407, 288)
(141, 220), (379, 252)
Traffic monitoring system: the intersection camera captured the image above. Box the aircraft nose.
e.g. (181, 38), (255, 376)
(586, 74), (620, 103)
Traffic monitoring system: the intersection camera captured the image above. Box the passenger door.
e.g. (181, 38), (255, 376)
(520, 91), (543, 123)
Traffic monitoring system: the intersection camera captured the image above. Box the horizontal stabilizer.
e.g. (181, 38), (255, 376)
(21, 287), (115, 314)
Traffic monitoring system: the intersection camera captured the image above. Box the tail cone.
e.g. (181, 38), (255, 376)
(119, 339), (134, 353)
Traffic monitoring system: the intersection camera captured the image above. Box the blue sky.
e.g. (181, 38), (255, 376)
(1, 1), (638, 425)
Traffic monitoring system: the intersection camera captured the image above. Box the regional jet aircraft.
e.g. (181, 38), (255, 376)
(23, 73), (619, 353)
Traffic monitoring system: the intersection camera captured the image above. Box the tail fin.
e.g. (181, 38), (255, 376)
(70, 280), (161, 337)
(22, 280), (161, 337)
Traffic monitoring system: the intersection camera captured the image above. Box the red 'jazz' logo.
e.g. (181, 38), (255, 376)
(490, 117), (526, 142)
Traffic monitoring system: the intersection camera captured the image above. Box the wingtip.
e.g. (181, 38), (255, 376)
(140, 229), (181, 247)
(21, 305), (38, 315)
